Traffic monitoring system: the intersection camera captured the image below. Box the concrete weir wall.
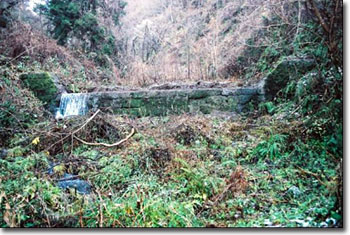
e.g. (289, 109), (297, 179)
(86, 87), (264, 117)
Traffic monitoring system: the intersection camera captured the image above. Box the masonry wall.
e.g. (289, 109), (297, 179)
(86, 87), (264, 117)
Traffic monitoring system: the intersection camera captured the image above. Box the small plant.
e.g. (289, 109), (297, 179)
(258, 101), (277, 114)
(252, 133), (288, 160)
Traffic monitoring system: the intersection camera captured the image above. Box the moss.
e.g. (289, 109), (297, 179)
(127, 98), (143, 108)
(95, 89), (256, 116)
(7, 146), (25, 158)
(200, 105), (212, 114)
(264, 57), (315, 100)
(20, 72), (58, 104)
(189, 90), (211, 99)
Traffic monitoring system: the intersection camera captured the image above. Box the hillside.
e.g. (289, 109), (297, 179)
(117, 0), (270, 85)
(0, 0), (343, 228)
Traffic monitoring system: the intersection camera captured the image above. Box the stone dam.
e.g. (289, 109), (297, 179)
(55, 84), (265, 118)
(20, 56), (315, 118)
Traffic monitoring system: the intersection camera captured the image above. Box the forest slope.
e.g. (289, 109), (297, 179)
(0, 0), (343, 228)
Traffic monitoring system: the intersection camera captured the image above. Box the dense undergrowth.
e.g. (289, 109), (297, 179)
(0, 106), (342, 227)
(0, 0), (343, 228)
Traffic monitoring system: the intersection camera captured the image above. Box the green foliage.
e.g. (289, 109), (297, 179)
(0, 67), (43, 144)
(7, 146), (26, 158)
(0, 101), (18, 128)
(112, 1), (127, 25)
(37, 0), (125, 65)
(37, 0), (76, 45)
(258, 101), (276, 114)
(92, 155), (134, 191)
(0, 153), (57, 227)
(19, 72), (58, 105)
(252, 133), (287, 160)
(0, 111), (342, 227)
(0, 0), (342, 228)
(173, 157), (223, 198)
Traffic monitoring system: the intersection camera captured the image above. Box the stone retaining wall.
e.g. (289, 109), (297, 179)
(86, 87), (264, 117)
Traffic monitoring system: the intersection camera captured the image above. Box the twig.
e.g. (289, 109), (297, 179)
(73, 128), (135, 148)
(293, 0), (302, 44)
(296, 166), (328, 187)
(97, 191), (104, 227)
(0, 107), (28, 135)
(45, 109), (101, 151)
(70, 134), (74, 156)
(211, 183), (235, 206)
(197, 182), (234, 217)
(72, 109), (101, 135)
(3, 45), (40, 66)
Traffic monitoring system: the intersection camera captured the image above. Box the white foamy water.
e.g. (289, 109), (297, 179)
(55, 93), (89, 119)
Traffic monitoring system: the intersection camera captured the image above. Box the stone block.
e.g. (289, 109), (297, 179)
(60, 85), (262, 117)
(20, 72), (58, 105)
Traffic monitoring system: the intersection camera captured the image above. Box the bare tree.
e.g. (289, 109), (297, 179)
(306, 0), (342, 66)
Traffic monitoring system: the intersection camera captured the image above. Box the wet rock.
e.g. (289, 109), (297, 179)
(287, 186), (302, 197)
(0, 149), (8, 159)
(47, 163), (91, 194)
(51, 74), (67, 94)
(47, 162), (57, 175)
(57, 173), (92, 195)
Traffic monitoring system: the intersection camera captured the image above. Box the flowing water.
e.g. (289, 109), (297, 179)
(55, 93), (89, 119)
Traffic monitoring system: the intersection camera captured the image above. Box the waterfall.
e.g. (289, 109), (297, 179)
(55, 93), (89, 119)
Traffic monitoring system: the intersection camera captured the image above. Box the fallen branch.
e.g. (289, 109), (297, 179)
(197, 167), (247, 216)
(73, 128), (135, 147)
(211, 182), (235, 205)
(72, 109), (101, 135)
(296, 166), (328, 187)
(307, 0), (330, 33)
(45, 109), (101, 151)
(70, 109), (101, 155)
(197, 182), (234, 217)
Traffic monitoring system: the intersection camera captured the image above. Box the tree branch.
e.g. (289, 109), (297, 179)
(307, 0), (330, 33)
(73, 128), (135, 147)
(45, 109), (101, 151)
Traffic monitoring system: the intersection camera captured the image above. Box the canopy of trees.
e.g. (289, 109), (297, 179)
(36, 0), (126, 63)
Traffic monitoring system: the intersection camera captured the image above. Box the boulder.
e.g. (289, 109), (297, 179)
(51, 74), (67, 94)
(0, 149), (7, 159)
(47, 163), (91, 195)
(263, 56), (315, 100)
(20, 72), (59, 105)
(57, 173), (92, 195)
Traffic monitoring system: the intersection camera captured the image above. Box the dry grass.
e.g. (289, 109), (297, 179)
(0, 21), (102, 91)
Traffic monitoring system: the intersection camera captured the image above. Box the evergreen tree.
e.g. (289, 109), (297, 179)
(37, 0), (126, 56)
